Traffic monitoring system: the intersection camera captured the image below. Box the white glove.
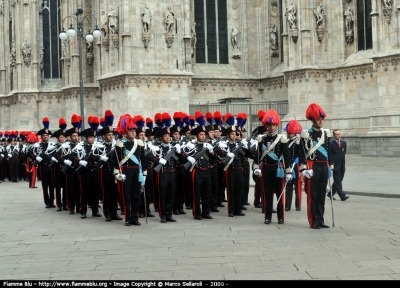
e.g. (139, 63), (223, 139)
(61, 143), (70, 149)
(115, 173), (126, 181)
(186, 142), (195, 150)
(159, 158), (167, 165)
(254, 169), (261, 176)
(206, 143), (213, 153)
(0, 154), (4, 158)
(227, 152), (235, 158)
(51, 157), (58, 163)
(241, 139), (248, 149)
(257, 135), (263, 143)
(219, 142), (227, 149)
(187, 156), (196, 164)
(151, 145), (160, 152)
(285, 174), (293, 182)
(302, 169), (313, 178)
(33, 143), (40, 148)
(100, 155), (109, 162)
(8, 154), (12, 158)
(174, 144), (181, 153)
(35, 156), (43, 162)
(121, 174), (126, 181)
(79, 160), (88, 167)
(95, 143), (104, 148)
(64, 160), (72, 166)
(250, 139), (256, 146)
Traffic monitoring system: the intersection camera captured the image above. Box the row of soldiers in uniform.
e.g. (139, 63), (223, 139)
(1, 102), (333, 229)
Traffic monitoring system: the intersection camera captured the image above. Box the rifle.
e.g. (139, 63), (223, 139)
(222, 142), (245, 171)
(183, 147), (209, 170)
(153, 147), (178, 173)
(96, 147), (115, 169)
(61, 162), (70, 174)
(76, 150), (93, 174)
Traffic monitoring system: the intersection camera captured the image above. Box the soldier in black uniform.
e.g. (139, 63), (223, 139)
(113, 115), (147, 226)
(146, 126), (181, 223)
(254, 110), (290, 225)
(299, 103), (332, 229)
(251, 124), (267, 208)
(0, 133), (4, 182)
(75, 125), (103, 219)
(6, 137), (19, 183)
(98, 126), (122, 222)
(181, 114), (221, 220)
(33, 118), (55, 208)
(205, 122), (221, 213)
(18, 135), (27, 181)
(25, 133), (38, 189)
(178, 124), (193, 210)
(63, 116), (83, 214)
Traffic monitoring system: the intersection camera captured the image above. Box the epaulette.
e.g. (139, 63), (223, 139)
(280, 133), (288, 143)
(137, 139), (144, 147)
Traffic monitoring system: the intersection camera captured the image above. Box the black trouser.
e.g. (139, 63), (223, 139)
(0, 158), (3, 180)
(3, 158), (10, 180)
(241, 160), (250, 205)
(10, 156), (19, 182)
(158, 171), (176, 218)
(306, 161), (328, 226)
(18, 158), (26, 180)
(174, 166), (186, 210)
(253, 173), (262, 206)
(225, 167), (243, 215)
(285, 165), (301, 209)
(54, 166), (67, 208)
(151, 168), (159, 211)
(66, 168), (81, 213)
(191, 168), (211, 218)
(79, 169), (100, 215)
(262, 164), (284, 221)
(100, 168), (119, 218)
(140, 169), (152, 215)
(217, 162), (225, 203)
(332, 161), (346, 199)
(120, 166), (140, 223)
(39, 164), (54, 205)
(209, 165), (219, 210)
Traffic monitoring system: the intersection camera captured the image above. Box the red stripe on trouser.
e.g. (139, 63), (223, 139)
(224, 169), (231, 215)
(157, 172), (162, 217)
(31, 166), (36, 188)
(191, 169), (197, 218)
(54, 167), (61, 207)
(305, 160), (314, 227)
(78, 174), (84, 213)
(100, 169), (106, 217)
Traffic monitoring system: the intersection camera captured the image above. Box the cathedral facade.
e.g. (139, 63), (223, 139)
(0, 0), (399, 156)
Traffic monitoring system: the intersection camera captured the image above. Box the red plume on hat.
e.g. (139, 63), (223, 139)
(162, 112), (172, 128)
(146, 117), (153, 130)
(261, 109), (281, 126)
(42, 117), (50, 129)
(214, 111), (222, 125)
(306, 103), (327, 121)
(154, 113), (163, 128)
(258, 110), (266, 122)
(59, 118), (67, 130)
(88, 116), (100, 131)
(236, 113), (245, 128)
(116, 114), (136, 134)
(206, 112), (214, 125)
(195, 111), (205, 126)
(285, 120), (303, 134)
(134, 115), (145, 128)
(104, 110), (114, 127)
(173, 112), (182, 127)
(71, 114), (80, 128)
(224, 113), (235, 126)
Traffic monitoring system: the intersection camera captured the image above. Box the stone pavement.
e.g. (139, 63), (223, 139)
(0, 154), (400, 280)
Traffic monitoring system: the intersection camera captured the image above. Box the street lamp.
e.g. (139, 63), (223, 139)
(59, 8), (101, 130)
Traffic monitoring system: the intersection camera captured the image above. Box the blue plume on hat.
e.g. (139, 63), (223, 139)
(225, 113), (235, 126)
(100, 117), (107, 128)
(195, 111), (206, 126)
(162, 113), (172, 128)
(189, 116), (195, 127)
(42, 117), (50, 129)
(105, 110), (114, 127)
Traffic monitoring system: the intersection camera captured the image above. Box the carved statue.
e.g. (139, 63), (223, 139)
(10, 41), (16, 67)
(40, 47), (44, 65)
(21, 40), (31, 67)
(270, 1), (278, 18)
(313, 3), (325, 28)
(100, 10), (108, 38)
(191, 22), (197, 48)
(86, 39), (93, 54)
(141, 4), (152, 33)
(231, 25), (240, 50)
(285, 2), (297, 29)
(344, 7), (354, 33)
(108, 6), (118, 36)
(165, 6), (174, 34)
(269, 25), (278, 51)
(382, 0), (392, 8)
(62, 38), (70, 57)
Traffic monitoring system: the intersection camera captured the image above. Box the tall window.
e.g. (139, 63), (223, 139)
(357, 0), (372, 51)
(42, 0), (61, 78)
(194, 0), (229, 64)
